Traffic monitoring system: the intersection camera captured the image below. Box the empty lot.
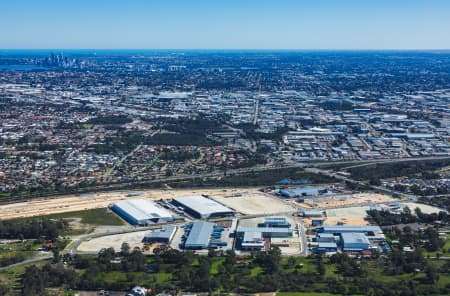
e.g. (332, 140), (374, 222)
(209, 191), (297, 215)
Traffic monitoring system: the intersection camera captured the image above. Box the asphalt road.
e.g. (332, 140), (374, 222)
(0, 255), (52, 270)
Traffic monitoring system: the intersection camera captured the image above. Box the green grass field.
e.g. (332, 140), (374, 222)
(46, 208), (124, 226)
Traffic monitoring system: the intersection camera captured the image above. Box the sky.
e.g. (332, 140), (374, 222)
(1, 0), (450, 50)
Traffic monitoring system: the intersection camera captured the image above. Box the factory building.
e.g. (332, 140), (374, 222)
(172, 195), (234, 219)
(111, 199), (174, 226)
(237, 226), (293, 238)
(302, 210), (324, 217)
(184, 221), (215, 249)
(340, 233), (371, 251)
(314, 242), (338, 253)
(278, 186), (326, 198)
(315, 233), (335, 243)
(236, 224), (292, 251)
(316, 225), (383, 237)
(258, 217), (291, 228)
(241, 231), (265, 251)
(142, 225), (177, 244)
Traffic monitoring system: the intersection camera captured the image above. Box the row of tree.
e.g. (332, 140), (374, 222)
(0, 218), (66, 240)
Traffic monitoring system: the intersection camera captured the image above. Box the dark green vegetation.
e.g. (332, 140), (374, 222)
(369, 208), (449, 254)
(86, 115), (133, 125)
(0, 210), (121, 272)
(237, 123), (289, 142)
(346, 159), (450, 181)
(394, 183), (449, 197)
(0, 218), (66, 241)
(0, 241), (43, 268)
(161, 167), (338, 188)
(368, 208), (450, 226)
(0, 164), (336, 204)
(383, 225), (450, 271)
(15, 245), (450, 296)
(420, 195), (450, 212)
(385, 226), (447, 255)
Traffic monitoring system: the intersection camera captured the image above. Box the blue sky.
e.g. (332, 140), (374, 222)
(1, 0), (449, 49)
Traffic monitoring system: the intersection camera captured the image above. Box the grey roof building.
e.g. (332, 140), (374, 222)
(340, 232), (371, 251)
(184, 221), (215, 249)
(172, 195), (234, 219)
(142, 225), (177, 244)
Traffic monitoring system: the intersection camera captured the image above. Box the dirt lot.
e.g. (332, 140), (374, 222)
(77, 230), (150, 253)
(300, 193), (394, 209)
(324, 206), (371, 225)
(209, 191), (297, 215)
(0, 187), (264, 220)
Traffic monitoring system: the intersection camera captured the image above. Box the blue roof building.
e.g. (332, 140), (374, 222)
(258, 217), (291, 228)
(313, 242), (338, 253)
(317, 225), (383, 235)
(184, 221), (215, 249)
(278, 186), (326, 198)
(316, 233), (335, 243)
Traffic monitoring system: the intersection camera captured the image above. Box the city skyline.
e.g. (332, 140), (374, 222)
(1, 0), (450, 50)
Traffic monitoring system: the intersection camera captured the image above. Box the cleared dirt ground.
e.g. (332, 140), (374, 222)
(209, 191), (297, 215)
(0, 187), (264, 220)
(301, 193), (394, 209)
(77, 230), (149, 253)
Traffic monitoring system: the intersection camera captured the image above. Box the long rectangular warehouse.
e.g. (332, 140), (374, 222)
(317, 225), (383, 235)
(111, 199), (174, 226)
(184, 221), (215, 249)
(172, 195), (234, 219)
(237, 226), (293, 238)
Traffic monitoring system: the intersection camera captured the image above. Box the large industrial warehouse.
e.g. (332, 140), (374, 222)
(172, 195), (234, 219)
(184, 221), (215, 249)
(111, 199), (174, 226)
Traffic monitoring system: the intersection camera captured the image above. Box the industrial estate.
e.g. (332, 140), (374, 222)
(0, 49), (449, 296)
(61, 186), (439, 257)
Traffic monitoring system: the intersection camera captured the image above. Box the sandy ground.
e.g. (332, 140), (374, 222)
(0, 187), (263, 220)
(401, 202), (445, 214)
(209, 191), (297, 215)
(324, 206), (371, 225)
(77, 230), (150, 253)
(301, 193), (394, 209)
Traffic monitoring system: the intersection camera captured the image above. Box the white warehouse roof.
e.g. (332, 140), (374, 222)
(113, 199), (173, 223)
(173, 195), (234, 218)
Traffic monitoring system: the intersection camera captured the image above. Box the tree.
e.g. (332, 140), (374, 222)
(121, 242), (130, 256)
(22, 265), (46, 296)
(425, 264), (439, 284)
(52, 248), (60, 263)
